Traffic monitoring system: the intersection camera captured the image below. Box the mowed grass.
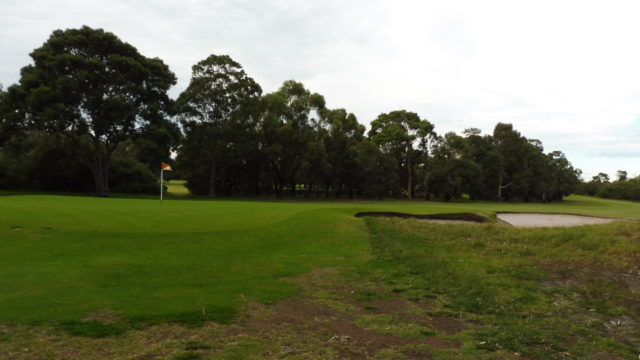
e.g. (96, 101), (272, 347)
(0, 197), (369, 325)
(0, 193), (639, 338)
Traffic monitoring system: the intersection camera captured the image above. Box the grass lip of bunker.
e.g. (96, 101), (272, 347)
(354, 212), (487, 223)
(497, 212), (619, 227)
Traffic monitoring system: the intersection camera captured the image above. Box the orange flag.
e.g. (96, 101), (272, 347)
(161, 162), (172, 171)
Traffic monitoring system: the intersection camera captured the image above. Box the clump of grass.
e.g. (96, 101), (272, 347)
(354, 289), (391, 302)
(212, 336), (264, 360)
(356, 314), (436, 338)
(170, 353), (202, 360)
(183, 341), (212, 350)
(130, 305), (238, 328)
(57, 320), (125, 338)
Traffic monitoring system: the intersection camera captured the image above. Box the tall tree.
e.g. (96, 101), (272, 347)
(460, 128), (503, 200)
(492, 123), (532, 201)
(543, 151), (581, 201)
(176, 54), (262, 197)
(319, 108), (365, 197)
(259, 81), (326, 197)
(368, 110), (434, 199)
(617, 170), (628, 182)
(15, 26), (176, 196)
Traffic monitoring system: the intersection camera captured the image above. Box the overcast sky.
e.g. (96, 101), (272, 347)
(1, 0), (639, 179)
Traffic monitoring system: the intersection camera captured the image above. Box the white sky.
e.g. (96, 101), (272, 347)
(1, 0), (639, 179)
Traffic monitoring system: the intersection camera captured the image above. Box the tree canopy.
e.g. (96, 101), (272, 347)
(13, 26), (176, 196)
(176, 54), (262, 197)
(0, 26), (584, 202)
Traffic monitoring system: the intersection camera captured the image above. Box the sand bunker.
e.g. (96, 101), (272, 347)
(497, 213), (617, 227)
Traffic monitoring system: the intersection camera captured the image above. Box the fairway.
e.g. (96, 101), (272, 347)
(1, 195), (640, 358)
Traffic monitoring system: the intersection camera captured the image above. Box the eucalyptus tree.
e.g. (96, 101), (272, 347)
(259, 81), (326, 197)
(14, 26), (176, 196)
(0, 85), (10, 146)
(460, 128), (503, 200)
(368, 110), (434, 198)
(425, 132), (481, 201)
(320, 108), (365, 197)
(177, 54), (262, 197)
(492, 123), (533, 201)
(543, 151), (581, 201)
(617, 170), (628, 182)
(354, 139), (398, 198)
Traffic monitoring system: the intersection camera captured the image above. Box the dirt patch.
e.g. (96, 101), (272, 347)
(355, 212), (487, 223)
(497, 213), (617, 227)
(81, 310), (122, 324)
(429, 315), (468, 335)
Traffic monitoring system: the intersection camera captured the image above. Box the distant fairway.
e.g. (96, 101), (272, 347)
(165, 180), (190, 197)
(0, 194), (638, 325)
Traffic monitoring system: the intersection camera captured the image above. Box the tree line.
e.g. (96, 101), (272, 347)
(577, 171), (640, 201)
(0, 26), (581, 201)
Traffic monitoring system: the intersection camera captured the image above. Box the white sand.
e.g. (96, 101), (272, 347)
(497, 213), (617, 228)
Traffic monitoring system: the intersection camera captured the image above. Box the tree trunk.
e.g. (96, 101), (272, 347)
(92, 139), (107, 197)
(423, 170), (431, 200)
(208, 159), (216, 198)
(270, 161), (282, 197)
(103, 153), (111, 194)
(497, 175), (512, 202)
(93, 165), (106, 197)
(407, 154), (413, 199)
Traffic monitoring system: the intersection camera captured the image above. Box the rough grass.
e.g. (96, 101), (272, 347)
(362, 218), (640, 359)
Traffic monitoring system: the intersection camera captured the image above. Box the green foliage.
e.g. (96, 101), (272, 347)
(0, 27), (592, 201)
(258, 80), (327, 197)
(578, 172), (640, 201)
(176, 54), (262, 197)
(0, 132), (162, 194)
(109, 144), (160, 194)
(369, 110), (436, 198)
(0, 131), (93, 191)
(13, 26), (176, 196)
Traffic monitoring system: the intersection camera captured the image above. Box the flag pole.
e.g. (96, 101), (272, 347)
(160, 162), (172, 206)
(160, 169), (163, 206)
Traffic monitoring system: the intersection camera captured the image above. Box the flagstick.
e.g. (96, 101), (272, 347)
(160, 169), (164, 207)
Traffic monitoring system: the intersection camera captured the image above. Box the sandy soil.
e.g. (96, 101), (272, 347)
(497, 213), (617, 227)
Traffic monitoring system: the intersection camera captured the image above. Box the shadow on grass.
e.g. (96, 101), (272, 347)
(355, 212), (488, 222)
(57, 305), (237, 338)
